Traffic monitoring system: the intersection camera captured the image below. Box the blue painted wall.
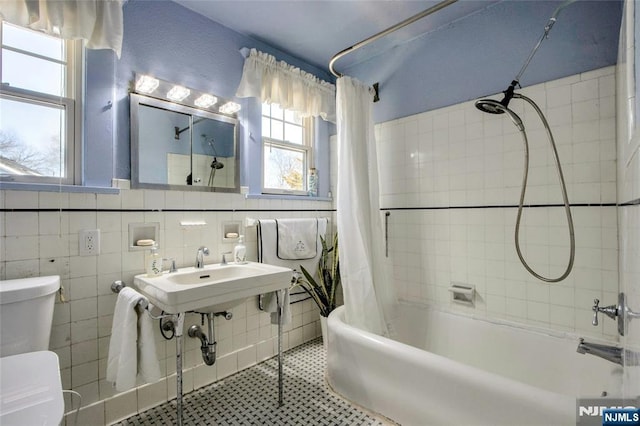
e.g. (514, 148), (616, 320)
(84, 0), (333, 195)
(83, 0), (622, 188)
(343, 0), (623, 123)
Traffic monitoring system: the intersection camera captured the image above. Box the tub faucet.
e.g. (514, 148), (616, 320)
(576, 338), (640, 366)
(195, 246), (210, 269)
(577, 338), (623, 365)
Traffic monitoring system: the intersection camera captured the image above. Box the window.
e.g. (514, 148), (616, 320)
(0, 22), (82, 184)
(262, 103), (314, 195)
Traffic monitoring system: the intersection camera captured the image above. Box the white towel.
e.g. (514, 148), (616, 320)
(137, 306), (161, 384)
(276, 219), (318, 260)
(263, 288), (291, 325)
(259, 218), (328, 304)
(106, 287), (161, 392)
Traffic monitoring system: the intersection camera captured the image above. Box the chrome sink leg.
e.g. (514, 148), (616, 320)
(277, 290), (284, 407)
(174, 313), (185, 426)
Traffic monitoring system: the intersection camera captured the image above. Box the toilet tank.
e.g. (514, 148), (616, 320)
(0, 276), (60, 357)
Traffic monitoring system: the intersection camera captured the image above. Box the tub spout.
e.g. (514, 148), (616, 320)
(576, 338), (640, 366)
(577, 338), (622, 365)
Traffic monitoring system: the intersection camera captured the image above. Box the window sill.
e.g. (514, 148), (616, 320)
(0, 182), (119, 194)
(246, 193), (332, 202)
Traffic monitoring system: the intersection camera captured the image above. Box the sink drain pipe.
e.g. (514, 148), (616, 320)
(188, 311), (232, 365)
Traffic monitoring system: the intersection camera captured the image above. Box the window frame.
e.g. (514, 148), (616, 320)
(0, 21), (83, 185)
(261, 103), (315, 196)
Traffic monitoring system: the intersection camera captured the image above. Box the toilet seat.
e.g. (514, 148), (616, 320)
(0, 351), (64, 425)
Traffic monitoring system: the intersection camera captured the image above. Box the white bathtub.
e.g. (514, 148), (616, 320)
(326, 304), (622, 426)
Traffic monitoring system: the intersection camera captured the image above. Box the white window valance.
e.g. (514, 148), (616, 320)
(0, 0), (124, 57)
(236, 48), (336, 122)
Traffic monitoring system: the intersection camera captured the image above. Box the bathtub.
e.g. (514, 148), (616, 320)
(326, 304), (622, 426)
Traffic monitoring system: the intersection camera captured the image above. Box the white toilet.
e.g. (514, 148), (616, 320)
(0, 275), (65, 425)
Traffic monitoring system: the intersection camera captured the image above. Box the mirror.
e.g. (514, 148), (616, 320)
(130, 93), (239, 192)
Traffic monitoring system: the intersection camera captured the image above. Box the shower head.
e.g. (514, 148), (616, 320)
(475, 80), (524, 131)
(210, 158), (224, 169)
(475, 80), (518, 113)
(474, 98), (524, 131)
(475, 99), (507, 115)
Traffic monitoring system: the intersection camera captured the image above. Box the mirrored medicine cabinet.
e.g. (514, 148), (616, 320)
(130, 93), (239, 192)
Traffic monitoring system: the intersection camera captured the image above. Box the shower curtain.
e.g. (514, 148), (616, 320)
(336, 76), (396, 336)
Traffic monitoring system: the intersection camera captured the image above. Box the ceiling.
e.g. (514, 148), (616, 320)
(169, 0), (623, 121)
(173, 0), (501, 74)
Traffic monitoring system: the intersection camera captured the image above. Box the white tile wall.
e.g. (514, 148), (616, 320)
(379, 66), (620, 340)
(0, 188), (330, 423)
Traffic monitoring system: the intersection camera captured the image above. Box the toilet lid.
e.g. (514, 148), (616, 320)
(0, 351), (64, 426)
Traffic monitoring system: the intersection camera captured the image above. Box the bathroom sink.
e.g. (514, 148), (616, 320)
(133, 262), (292, 314)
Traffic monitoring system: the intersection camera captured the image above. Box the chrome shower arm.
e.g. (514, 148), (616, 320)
(513, 0), (577, 84)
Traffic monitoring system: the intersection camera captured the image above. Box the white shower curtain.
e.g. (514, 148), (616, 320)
(336, 76), (396, 336)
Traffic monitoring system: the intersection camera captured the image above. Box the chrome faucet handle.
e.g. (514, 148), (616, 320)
(195, 246), (210, 268)
(163, 258), (177, 273)
(592, 298), (619, 327)
(592, 299), (600, 326)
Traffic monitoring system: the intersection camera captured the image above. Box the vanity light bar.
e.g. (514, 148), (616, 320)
(194, 94), (218, 109)
(167, 85), (190, 102)
(133, 73), (241, 115)
(135, 75), (159, 94)
(219, 101), (241, 115)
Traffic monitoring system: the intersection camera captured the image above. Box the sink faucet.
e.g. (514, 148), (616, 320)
(195, 246), (210, 269)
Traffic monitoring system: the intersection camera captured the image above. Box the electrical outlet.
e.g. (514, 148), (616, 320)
(80, 229), (101, 256)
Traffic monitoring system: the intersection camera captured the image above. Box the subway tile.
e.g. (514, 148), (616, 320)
(572, 78), (599, 103)
(39, 192), (69, 209)
(39, 212), (69, 235)
(216, 353), (238, 380)
(40, 235), (70, 258)
(5, 190), (38, 209)
(3, 259), (39, 279)
(73, 380), (100, 407)
(71, 402), (105, 426)
(70, 318), (98, 344)
(97, 193), (121, 210)
(3, 236), (39, 261)
(69, 193), (97, 209)
(5, 212), (38, 236)
(71, 360), (99, 388)
(97, 212), (122, 233)
(105, 389), (138, 425)
(137, 380), (167, 412)
(69, 212), (97, 234)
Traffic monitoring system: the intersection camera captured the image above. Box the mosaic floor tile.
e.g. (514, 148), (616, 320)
(117, 339), (391, 426)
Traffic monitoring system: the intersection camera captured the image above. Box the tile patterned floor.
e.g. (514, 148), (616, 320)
(116, 339), (391, 425)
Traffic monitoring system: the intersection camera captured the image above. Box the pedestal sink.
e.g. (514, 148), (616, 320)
(133, 261), (292, 314)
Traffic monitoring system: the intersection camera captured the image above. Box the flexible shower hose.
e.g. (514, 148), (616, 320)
(512, 93), (575, 283)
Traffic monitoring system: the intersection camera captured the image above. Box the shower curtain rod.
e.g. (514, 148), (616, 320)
(328, 0), (458, 79)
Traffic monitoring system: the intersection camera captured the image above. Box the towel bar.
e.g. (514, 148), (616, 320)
(111, 280), (170, 320)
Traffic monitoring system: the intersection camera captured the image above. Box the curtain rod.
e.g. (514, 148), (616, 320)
(328, 0), (459, 91)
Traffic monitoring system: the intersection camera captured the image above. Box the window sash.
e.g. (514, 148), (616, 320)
(0, 90), (75, 184)
(0, 21), (82, 185)
(262, 137), (310, 195)
(261, 103), (315, 196)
